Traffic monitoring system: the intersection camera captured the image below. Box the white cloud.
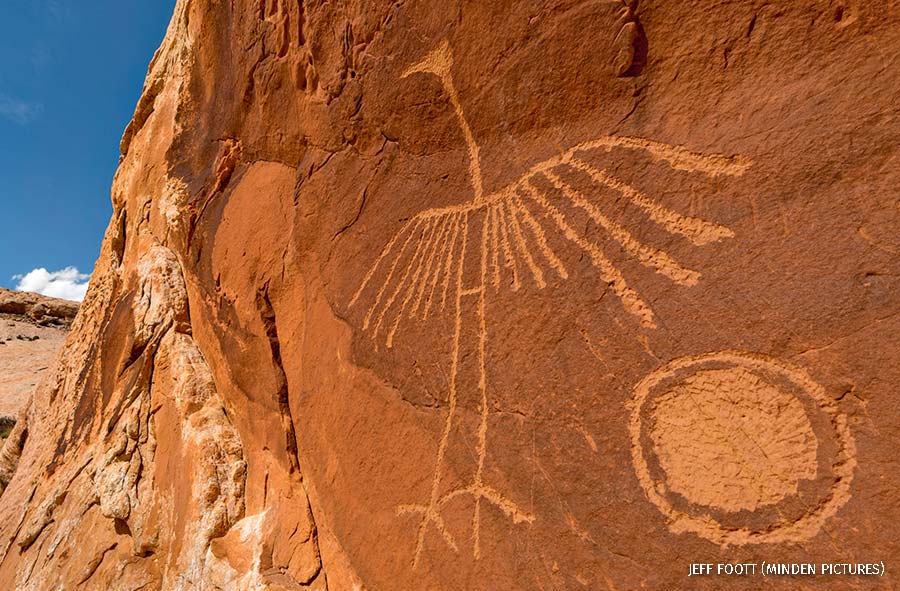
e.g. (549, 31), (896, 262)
(13, 267), (90, 302)
(0, 94), (42, 125)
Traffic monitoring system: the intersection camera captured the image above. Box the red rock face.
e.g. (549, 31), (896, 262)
(0, 1), (898, 589)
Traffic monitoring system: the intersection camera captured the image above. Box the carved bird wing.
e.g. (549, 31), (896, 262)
(351, 136), (750, 345)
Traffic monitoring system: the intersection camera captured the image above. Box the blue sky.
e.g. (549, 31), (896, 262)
(0, 0), (176, 299)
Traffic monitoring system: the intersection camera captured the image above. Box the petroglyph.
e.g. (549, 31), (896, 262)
(629, 351), (857, 546)
(649, 367), (818, 512)
(349, 40), (752, 566)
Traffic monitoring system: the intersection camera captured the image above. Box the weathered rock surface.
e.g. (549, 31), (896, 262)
(0, 1), (898, 589)
(0, 289), (77, 425)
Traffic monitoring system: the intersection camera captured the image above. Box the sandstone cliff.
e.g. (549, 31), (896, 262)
(0, 1), (898, 589)
(0, 288), (77, 426)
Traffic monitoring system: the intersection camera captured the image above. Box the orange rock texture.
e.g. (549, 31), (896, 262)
(0, 1), (898, 589)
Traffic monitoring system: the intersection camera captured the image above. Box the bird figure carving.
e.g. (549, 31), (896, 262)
(349, 39), (751, 567)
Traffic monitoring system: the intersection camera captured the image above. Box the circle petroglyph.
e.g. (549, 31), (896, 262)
(629, 351), (857, 546)
(649, 367), (818, 512)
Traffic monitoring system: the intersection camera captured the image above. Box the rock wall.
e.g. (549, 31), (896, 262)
(0, 1), (898, 589)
